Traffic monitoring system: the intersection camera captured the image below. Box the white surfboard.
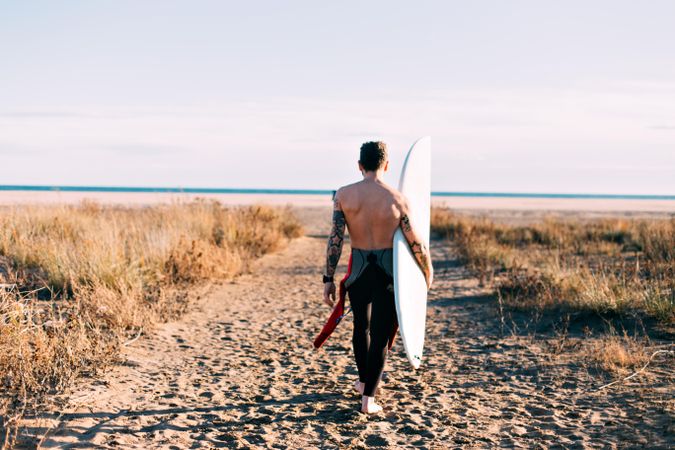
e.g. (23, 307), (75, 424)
(393, 136), (431, 369)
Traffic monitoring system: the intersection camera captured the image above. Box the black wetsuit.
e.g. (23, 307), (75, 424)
(345, 248), (397, 397)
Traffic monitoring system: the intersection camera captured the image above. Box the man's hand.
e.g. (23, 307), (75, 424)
(323, 282), (336, 307)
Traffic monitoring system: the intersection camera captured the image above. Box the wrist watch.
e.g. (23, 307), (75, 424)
(322, 275), (334, 283)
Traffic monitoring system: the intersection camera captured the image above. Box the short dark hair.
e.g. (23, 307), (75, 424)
(359, 141), (388, 171)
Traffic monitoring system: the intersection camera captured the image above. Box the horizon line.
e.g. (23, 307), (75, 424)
(1, 185), (674, 201)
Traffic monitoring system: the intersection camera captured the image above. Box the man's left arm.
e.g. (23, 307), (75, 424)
(323, 193), (346, 306)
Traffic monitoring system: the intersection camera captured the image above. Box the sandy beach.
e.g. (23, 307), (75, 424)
(14, 205), (673, 449)
(1, 191), (674, 214)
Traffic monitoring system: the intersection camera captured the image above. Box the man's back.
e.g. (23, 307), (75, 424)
(337, 178), (404, 250)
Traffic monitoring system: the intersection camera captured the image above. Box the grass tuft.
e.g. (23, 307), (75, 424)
(585, 333), (651, 375)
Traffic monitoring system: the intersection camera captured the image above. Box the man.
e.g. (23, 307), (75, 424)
(322, 141), (433, 414)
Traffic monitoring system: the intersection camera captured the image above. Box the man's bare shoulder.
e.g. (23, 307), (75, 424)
(335, 181), (360, 194)
(381, 185), (408, 211)
(378, 182), (404, 199)
(334, 182), (359, 201)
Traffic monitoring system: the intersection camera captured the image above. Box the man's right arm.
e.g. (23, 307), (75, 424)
(399, 200), (433, 289)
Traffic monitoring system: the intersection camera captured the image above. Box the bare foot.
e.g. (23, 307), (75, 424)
(354, 379), (384, 395)
(361, 396), (383, 414)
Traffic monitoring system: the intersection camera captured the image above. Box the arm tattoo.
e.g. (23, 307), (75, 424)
(326, 209), (346, 277)
(401, 214), (430, 276)
(409, 240), (430, 275)
(401, 214), (412, 232)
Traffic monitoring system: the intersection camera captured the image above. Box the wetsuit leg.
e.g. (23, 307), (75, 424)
(362, 269), (396, 397)
(348, 264), (397, 396)
(348, 273), (372, 384)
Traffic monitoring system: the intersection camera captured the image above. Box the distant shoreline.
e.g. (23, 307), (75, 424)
(1, 185), (673, 201)
(1, 190), (674, 213)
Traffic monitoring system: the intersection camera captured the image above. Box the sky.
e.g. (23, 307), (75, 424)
(1, 0), (674, 194)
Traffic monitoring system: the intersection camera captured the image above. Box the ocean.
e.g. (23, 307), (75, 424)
(0, 185), (673, 201)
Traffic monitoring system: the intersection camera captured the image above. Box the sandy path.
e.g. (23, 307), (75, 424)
(21, 218), (673, 448)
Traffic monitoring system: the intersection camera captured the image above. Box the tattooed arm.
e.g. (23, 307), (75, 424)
(323, 192), (346, 306)
(399, 199), (434, 289)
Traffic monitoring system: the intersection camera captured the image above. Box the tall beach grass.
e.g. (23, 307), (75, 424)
(431, 209), (674, 322)
(431, 209), (674, 375)
(0, 200), (302, 445)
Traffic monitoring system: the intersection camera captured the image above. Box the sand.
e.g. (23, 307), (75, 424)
(16, 207), (674, 449)
(0, 191), (331, 207)
(1, 190), (674, 213)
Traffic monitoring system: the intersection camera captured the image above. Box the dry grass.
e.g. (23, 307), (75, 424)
(0, 200), (302, 445)
(432, 209), (674, 380)
(431, 209), (675, 322)
(585, 333), (651, 375)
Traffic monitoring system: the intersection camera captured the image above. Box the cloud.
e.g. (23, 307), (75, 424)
(0, 142), (40, 154)
(100, 144), (185, 156)
(0, 109), (237, 121)
(0, 111), (94, 119)
(0, 81), (673, 193)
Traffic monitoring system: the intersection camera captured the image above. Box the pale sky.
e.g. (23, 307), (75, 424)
(1, 1), (674, 194)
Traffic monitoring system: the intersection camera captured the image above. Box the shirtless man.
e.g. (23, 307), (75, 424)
(322, 141), (433, 414)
